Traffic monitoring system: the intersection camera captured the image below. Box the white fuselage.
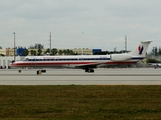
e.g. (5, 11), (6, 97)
(10, 54), (144, 68)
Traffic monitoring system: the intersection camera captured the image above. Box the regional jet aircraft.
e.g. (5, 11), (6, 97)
(10, 41), (152, 73)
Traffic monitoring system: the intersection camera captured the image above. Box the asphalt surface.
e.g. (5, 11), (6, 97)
(0, 68), (160, 85)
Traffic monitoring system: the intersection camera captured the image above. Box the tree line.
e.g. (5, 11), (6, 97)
(1, 43), (161, 58)
(21, 48), (77, 56)
(149, 47), (161, 56)
(19, 43), (77, 56)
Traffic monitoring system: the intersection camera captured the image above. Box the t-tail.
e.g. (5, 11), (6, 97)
(130, 40), (152, 57)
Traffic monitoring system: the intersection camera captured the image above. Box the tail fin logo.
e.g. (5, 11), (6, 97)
(138, 46), (144, 55)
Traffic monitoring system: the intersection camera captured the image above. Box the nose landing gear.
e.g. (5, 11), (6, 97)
(85, 68), (94, 73)
(18, 68), (21, 73)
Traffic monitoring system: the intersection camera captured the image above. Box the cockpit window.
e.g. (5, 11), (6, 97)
(20, 58), (29, 61)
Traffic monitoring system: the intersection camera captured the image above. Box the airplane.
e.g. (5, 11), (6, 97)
(10, 40), (152, 73)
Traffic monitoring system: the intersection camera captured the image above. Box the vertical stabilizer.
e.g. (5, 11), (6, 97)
(130, 41), (152, 57)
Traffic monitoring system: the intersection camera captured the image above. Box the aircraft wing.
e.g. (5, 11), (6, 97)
(75, 62), (104, 69)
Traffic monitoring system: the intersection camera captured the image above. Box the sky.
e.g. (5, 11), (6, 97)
(0, 0), (161, 53)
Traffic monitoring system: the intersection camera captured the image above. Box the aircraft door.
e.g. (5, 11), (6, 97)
(32, 57), (36, 67)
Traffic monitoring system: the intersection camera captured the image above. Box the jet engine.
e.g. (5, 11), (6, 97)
(110, 54), (132, 61)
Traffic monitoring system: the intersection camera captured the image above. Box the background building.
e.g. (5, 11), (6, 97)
(0, 56), (21, 69)
(0, 49), (6, 56)
(0, 48), (100, 56)
(17, 48), (27, 56)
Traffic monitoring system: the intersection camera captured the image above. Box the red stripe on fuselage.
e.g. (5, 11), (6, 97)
(11, 61), (98, 67)
(11, 61), (137, 67)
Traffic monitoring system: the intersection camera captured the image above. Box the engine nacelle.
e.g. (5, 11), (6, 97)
(110, 54), (132, 62)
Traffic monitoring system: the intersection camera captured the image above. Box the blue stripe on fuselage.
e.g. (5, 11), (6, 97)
(26, 57), (143, 61)
(132, 57), (144, 60)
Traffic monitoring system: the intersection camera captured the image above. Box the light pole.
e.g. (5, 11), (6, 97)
(49, 32), (51, 55)
(125, 35), (127, 53)
(13, 32), (16, 61)
(81, 31), (84, 55)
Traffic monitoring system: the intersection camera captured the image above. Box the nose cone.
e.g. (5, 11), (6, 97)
(12, 60), (15, 63)
(10, 61), (26, 68)
(10, 61), (17, 67)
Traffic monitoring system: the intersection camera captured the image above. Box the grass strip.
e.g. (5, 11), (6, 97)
(0, 85), (161, 119)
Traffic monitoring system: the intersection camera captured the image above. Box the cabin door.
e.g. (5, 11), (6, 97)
(30, 57), (36, 67)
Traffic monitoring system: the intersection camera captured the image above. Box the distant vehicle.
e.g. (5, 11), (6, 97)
(148, 63), (161, 69)
(11, 41), (152, 73)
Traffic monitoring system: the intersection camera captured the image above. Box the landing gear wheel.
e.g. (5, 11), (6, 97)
(85, 68), (94, 73)
(18, 69), (21, 73)
(90, 69), (94, 73)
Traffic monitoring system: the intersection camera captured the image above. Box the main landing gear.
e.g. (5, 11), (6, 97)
(85, 68), (94, 73)
(37, 70), (46, 75)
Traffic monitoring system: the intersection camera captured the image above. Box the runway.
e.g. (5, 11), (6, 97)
(0, 68), (161, 85)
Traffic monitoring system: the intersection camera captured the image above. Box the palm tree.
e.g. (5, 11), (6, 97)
(44, 48), (50, 55)
(67, 49), (72, 55)
(37, 48), (42, 56)
(63, 49), (67, 55)
(58, 50), (63, 55)
(69, 50), (74, 55)
(51, 48), (57, 55)
(30, 50), (37, 56)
